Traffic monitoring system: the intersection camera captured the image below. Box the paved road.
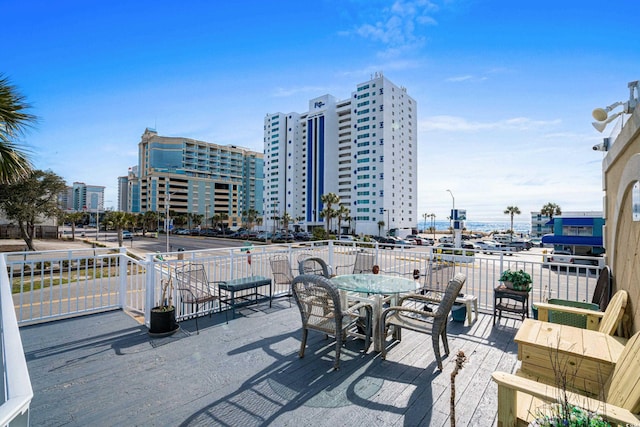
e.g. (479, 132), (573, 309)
(114, 234), (248, 254)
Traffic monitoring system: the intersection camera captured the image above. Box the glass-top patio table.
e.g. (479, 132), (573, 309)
(331, 274), (418, 351)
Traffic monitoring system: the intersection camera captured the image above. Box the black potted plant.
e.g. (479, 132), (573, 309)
(149, 275), (179, 336)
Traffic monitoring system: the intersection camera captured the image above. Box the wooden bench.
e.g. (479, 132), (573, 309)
(218, 275), (272, 318)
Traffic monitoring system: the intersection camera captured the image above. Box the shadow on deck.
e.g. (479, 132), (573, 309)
(20, 301), (522, 426)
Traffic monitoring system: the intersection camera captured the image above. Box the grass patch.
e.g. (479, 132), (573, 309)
(11, 265), (122, 294)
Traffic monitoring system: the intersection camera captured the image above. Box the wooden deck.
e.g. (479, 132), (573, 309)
(20, 301), (523, 426)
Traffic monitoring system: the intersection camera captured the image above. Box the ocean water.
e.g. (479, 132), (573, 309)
(419, 220), (530, 234)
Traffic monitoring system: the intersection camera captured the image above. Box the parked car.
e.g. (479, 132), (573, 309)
(529, 238), (543, 247)
(255, 232), (272, 241)
(548, 249), (574, 264)
(294, 231), (312, 241)
(122, 231), (133, 240)
(475, 240), (513, 255)
(392, 237), (413, 247)
(438, 236), (453, 243)
(376, 236), (396, 249)
(272, 232), (294, 243)
(506, 240), (532, 251)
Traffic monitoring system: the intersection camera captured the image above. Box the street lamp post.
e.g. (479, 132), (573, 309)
(446, 189), (455, 212)
(429, 213), (436, 241)
(95, 200), (111, 241)
(446, 189), (461, 247)
(165, 190), (177, 253)
(383, 209), (390, 236)
(166, 195), (170, 253)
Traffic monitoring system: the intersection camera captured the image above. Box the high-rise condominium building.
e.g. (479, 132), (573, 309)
(58, 182), (105, 213)
(128, 128), (264, 229)
(263, 73), (417, 236)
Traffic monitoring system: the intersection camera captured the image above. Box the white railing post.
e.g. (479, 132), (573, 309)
(145, 254), (157, 327)
(327, 241), (335, 268)
(0, 256), (33, 426)
(118, 248), (128, 309)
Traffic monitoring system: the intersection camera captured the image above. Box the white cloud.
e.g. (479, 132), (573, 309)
(445, 75), (473, 82)
(347, 0), (438, 49)
(271, 86), (330, 98)
(419, 115), (562, 132)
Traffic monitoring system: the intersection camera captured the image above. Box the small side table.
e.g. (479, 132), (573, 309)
(456, 294), (478, 326)
(493, 285), (530, 325)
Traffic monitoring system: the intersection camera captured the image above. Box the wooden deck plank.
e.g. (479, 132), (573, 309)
(19, 305), (522, 426)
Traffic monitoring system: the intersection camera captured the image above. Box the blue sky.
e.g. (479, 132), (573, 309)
(5, 0), (639, 222)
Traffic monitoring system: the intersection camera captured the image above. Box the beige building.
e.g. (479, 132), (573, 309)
(601, 81), (640, 334)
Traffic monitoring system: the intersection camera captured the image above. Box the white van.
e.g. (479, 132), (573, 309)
(493, 234), (513, 244)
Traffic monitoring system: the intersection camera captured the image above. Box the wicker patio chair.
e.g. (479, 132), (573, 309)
(174, 263), (226, 333)
(297, 256), (331, 277)
(380, 273), (466, 370)
(492, 330), (640, 426)
(291, 274), (373, 370)
(335, 250), (376, 275)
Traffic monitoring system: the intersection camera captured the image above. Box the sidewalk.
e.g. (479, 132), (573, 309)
(0, 237), (134, 254)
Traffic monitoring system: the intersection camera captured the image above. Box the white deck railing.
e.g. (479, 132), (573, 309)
(1, 256), (33, 427)
(2, 240), (604, 426)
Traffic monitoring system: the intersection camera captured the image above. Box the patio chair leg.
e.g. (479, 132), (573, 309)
(299, 329), (308, 358)
(194, 303), (199, 334)
(433, 334), (443, 371)
(334, 335), (342, 370)
(363, 306), (371, 352)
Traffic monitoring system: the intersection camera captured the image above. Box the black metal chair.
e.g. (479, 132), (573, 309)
(174, 263), (226, 333)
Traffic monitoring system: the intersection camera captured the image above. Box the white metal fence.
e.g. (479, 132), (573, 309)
(2, 240), (604, 426)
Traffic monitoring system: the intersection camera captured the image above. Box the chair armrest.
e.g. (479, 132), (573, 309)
(334, 264), (352, 274)
(344, 301), (373, 315)
(492, 371), (640, 426)
(397, 293), (443, 306)
(381, 305), (438, 320)
(535, 302), (604, 330)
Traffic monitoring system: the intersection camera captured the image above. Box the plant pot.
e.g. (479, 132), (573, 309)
(531, 305), (539, 320)
(451, 303), (467, 322)
(149, 306), (179, 336)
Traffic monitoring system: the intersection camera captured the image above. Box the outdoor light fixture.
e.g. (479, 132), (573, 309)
(591, 80), (639, 133)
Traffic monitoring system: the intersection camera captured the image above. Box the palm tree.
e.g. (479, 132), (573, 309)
(377, 220), (385, 236)
(336, 205), (350, 236)
(66, 211), (84, 241)
(0, 74), (36, 184)
(320, 192), (340, 232)
(541, 202), (562, 234)
(104, 211), (134, 247)
(503, 206), (521, 238)
(281, 212), (293, 230)
(242, 208), (260, 230)
(142, 210), (159, 235)
(541, 202), (562, 221)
